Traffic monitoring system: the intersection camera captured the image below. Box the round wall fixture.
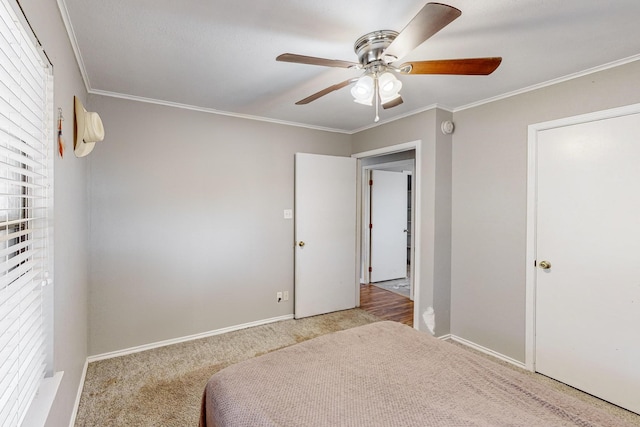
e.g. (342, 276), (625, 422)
(441, 120), (455, 135)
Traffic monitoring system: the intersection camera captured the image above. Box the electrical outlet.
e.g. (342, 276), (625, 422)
(277, 291), (282, 302)
(283, 291), (289, 301)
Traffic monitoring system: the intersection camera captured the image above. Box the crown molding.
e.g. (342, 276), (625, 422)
(88, 89), (352, 134)
(454, 54), (640, 113)
(57, 0), (640, 136)
(349, 103), (452, 134)
(56, 0), (90, 93)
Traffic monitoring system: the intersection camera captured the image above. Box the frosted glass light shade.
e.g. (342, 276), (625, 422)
(378, 72), (402, 104)
(351, 74), (374, 106)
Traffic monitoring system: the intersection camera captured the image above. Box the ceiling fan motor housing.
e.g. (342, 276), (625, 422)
(354, 30), (398, 67)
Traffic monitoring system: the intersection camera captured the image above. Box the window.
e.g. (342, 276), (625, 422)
(0, 0), (53, 425)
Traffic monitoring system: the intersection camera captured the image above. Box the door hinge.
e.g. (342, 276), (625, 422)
(368, 266), (372, 272)
(369, 223), (373, 229)
(369, 179), (373, 186)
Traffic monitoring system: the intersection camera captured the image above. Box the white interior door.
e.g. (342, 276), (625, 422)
(535, 111), (640, 414)
(370, 170), (408, 282)
(294, 153), (357, 319)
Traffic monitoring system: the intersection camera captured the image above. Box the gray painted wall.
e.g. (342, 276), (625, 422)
(450, 60), (640, 362)
(18, 1), (90, 426)
(86, 95), (352, 355)
(352, 109), (453, 336)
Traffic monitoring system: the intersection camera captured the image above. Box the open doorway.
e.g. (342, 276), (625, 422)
(363, 159), (414, 299)
(353, 146), (418, 326)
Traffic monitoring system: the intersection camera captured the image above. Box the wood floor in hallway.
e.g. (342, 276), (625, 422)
(359, 284), (413, 327)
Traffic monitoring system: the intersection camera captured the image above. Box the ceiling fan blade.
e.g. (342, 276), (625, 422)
(382, 96), (403, 109)
(384, 3), (461, 61)
(277, 53), (359, 69)
(295, 78), (358, 105)
(399, 57), (502, 75)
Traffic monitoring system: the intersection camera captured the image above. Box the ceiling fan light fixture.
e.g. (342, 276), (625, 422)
(351, 74), (374, 105)
(277, 3), (501, 123)
(380, 91), (402, 105)
(378, 72), (402, 98)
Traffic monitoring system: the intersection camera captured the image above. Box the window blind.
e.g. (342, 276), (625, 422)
(0, 0), (52, 425)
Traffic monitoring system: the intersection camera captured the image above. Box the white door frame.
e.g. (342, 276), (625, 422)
(360, 159), (415, 283)
(353, 141), (421, 327)
(525, 102), (640, 371)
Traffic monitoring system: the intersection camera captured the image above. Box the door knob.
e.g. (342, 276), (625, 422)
(298, 241), (305, 247)
(538, 260), (551, 270)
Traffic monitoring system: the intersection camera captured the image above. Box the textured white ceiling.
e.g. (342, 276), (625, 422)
(60, 0), (640, 133)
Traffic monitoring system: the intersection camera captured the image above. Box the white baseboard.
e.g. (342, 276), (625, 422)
(72, 315), (293, 425)
(437, 334), (452, 341)
(87, 314), (295, 363)
(68, 360), (88, 427)
(449, 335), (527, 369)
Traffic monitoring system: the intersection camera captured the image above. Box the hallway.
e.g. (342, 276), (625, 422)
(360, 284), (413, 327)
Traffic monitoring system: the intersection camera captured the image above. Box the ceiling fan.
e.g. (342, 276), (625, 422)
(276, 2), (502, 122)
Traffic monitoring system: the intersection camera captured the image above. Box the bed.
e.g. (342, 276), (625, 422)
(199, 321), (634, 427)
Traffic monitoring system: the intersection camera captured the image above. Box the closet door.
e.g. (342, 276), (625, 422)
(534, 111), (640, 414)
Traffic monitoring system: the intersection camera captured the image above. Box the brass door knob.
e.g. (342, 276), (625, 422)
(298, 241), (305, 247)
(538, 260), (551, 270)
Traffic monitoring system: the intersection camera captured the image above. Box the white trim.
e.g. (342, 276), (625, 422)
(360, 159), (415, 288)
(56, 0), (91, 92)
(525, 101), (640, 371)
(437, 334), (452, 341)
(450, 335), (527, 370)
(352, 141), (421, 330)
(84, 54), (640, 136)
(361, 159), (415, 171)
(21, 371), (64, 427)
(456, 54), (640, 113)
(88, 89), (352, 135)
(350, 103), (448, 134)
(87, 314), (294, 362)
(68, 361), (88, 427)
(525, 122), (538, 371)
(352, 141), (419, 159)
(360, 167), (371, 284)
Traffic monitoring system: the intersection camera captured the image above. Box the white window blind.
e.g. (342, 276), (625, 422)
(0, 0), (53, 425)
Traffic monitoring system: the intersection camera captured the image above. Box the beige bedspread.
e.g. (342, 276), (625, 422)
(199, 321), (634, 426)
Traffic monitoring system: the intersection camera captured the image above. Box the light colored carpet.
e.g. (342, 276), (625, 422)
(448, 340), (640, 426)
(75, 308), (640, 426)
(74, 309), (381, 427)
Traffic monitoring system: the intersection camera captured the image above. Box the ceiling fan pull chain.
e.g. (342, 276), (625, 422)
(374, 76), (380, 123)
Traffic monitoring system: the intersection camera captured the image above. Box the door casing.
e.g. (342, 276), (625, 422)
(353, 141), (421, 327)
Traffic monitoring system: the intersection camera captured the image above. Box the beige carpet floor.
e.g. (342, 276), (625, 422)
(75, 309), (381, 426)
(75, 309), (640, 426)
(448, 340), (640, 426)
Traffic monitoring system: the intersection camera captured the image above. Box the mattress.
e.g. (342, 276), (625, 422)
(199, 320), (635, 426)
